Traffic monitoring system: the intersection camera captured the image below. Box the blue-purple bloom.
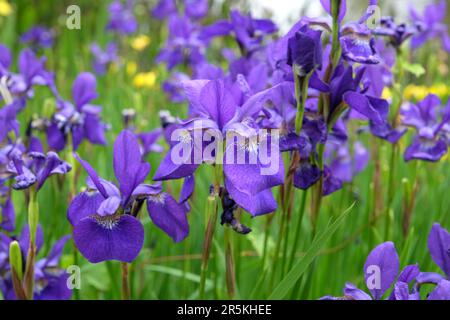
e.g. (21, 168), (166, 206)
(7, 151), (71, 191)
(0, 226), (72, 300)
(68, 130), (189, 263)
(401, 94), (450, 162)
(106, 0), (137, 35)
(20, 26), (54, 50)
(46, 72), (107, 151)
(409, 0), (450, 52)
(90, 42), (119, 75)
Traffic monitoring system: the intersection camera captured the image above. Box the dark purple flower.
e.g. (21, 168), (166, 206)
(201, 10), (277, 54)
(20, 26), (54, 50)
(151, 0), (177, 20)
(326, 140), (369, 183)
(7, 151), (71, 191)
(154, 79), (285, 216)
(287, 25), (323, 76)
(162, 72), (190, 103)
(0, 187), (14, 232)
(106, 0), (137, 35)
(156, 14), (206, 70)
(46, 72), (107, 151)
(0, 47), (56, 102)
(90, 42), (118, 75)
(374, 17), (418, 48)
(184, 0), (208, 20)
(409, 0), (450, 52)
(401, 94), (450, 162)
(0, 225), (72, 300)
(321, 242), (400, 300)
(68, 130), (188, 263)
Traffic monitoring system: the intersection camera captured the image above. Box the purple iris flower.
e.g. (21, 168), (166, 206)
(20, 26), (54, 50)
(106, 0), (137, 35)
(287, 25), (323, 77)
(68, 130), (189, 263)
(154, 79), (286, 216)
(90, 42), (118, 75)
(0, 186), (14, 232)
(298, 1), (379, 65)
(46, 72), (107, 151)
(7, 151), (71, 191)
(184, 0), (208, 20)
(415, 223), (450, 300)
(162, 72), (191, 103)
(201, 10), (277, 54)
(321, 242), (403, 300)
(374, 17), (418, 48)
(0, 100), (22, 143)
(0, 225), (72, 300)
(156, 14), (206, 70)
(409, 0), (450, 52)
(401, 94), (450, 162)
(152, 0), (177, 20)
(0, 45), (56, 103)
(325, 140), (369, 184)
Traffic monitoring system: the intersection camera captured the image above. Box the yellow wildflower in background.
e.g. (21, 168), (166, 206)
(0, 0), (12, 16)
(131, 35), (151, 51)
(403, 84), (450, 101)
(126, 61), (137, 76)
(133, 71), (157, 89)
(381, 87), (392, 100)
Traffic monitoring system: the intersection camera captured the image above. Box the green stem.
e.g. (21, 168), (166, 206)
(23, 185), (39, 300)
(224, 227), (235, 299)
(199, 190), (219, 299)
(287, 190), (307, 272)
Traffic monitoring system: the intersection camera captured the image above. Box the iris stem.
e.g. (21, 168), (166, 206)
(224, 226), (236, 299)
(121, 262), (131, 300)
(199, 190), (219, 299)
(287, 190), (307, 272)
(23, 185), (39, 300)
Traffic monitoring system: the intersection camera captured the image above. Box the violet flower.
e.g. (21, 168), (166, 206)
(68, 130), (189, 263)
(90, 42), (118, 75)
(46, 72), (107, 151)
(201, 10), (277, 54)
(106, 0), (137, 35)
(401, 94), (450, 162)
(0, 225), (72, 300)
(156, 14), (206, 70)
(0, 186), (14, 232)
(321, 242), (402, 300)
(0, 46), (56, 103)
(20, 26), (54, 50)
(154, 79), (286, 216)
(7, 151), (71, 191)
(152, 0), (177, 20)
(409, 0), (450, 52)
(374, 17), (418, 49)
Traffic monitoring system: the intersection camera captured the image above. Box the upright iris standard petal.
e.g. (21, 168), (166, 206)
(113, 130), (151, 202)
(427, 223), (450, 277)
(363, 241), (399, 300)
(287, 26), (323, 76)
(74, 153), (109, 198)
(73, 214), (144, 263)
(72, 72), (98, 109)
(147, 193), (189, 242)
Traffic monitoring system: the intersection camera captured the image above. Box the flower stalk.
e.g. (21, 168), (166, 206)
(23, 185), (39, 300)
